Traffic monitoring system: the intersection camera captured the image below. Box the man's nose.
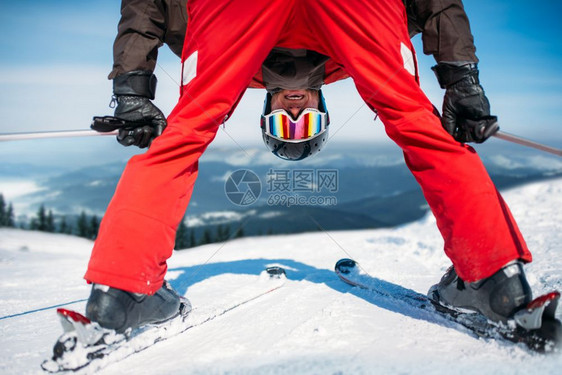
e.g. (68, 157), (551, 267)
(288, 108), (301, 119)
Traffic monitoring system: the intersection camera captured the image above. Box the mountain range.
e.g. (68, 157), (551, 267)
(2, 141), (562, 238)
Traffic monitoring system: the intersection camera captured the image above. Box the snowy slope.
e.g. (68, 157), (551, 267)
(1, 178), (561, 375)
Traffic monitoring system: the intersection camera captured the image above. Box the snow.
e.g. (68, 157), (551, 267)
(0, 180), (43, 201)
(185, 210), (254, 227)
(1, 178), (561, 374)
(488, 154), (562, 171)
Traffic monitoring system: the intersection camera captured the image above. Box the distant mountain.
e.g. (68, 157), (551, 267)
(17, 164), (124, 215)
(2, 142), (562, 236)
(183, 204), (387, 239)
(337, 171), (562, 228)
(0, 162), (64, 179)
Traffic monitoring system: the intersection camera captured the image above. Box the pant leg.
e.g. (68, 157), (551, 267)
(85, 0), (294, 294)
(303, 0), (531, 282)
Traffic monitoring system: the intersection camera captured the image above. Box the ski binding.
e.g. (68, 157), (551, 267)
(335, 258), (561, 353)
(42, 267), (286, 373)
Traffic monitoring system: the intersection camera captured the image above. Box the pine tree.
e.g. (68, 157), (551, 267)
(46, 210), (56, 232)
(199, 228), (213, 245)
(175, 218), (189, 249)
(29, 217), (38, 230)
(234, 227), (244, 238)
(189, 229), (196, 248)
(223, 225), (231, 240)
(216, 225), (229, 242)
(77, 211), (89, 238)
(5, 203), (15, 227)
(59, 216), (69, 234)
(37, 205), (47, 231)
(90, 215), (100, 240)
(0, 194), (6, 226)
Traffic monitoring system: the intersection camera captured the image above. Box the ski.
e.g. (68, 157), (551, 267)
(334, 258), (561, 353)
(41, 266), (287, 373)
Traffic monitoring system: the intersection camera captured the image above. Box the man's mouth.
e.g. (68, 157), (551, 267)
(285, 94), (305, 100)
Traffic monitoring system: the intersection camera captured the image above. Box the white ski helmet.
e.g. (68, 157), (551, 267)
(260, 90), (330, 161)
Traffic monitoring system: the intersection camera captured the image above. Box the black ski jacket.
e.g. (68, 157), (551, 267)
(109, 0), (478, 90)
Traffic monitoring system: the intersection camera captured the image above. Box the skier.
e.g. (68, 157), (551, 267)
(85, 0), (533, 332)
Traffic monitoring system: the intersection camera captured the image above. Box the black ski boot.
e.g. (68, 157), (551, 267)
(428, 261), (532, 323)
(85, 281), (187, 333)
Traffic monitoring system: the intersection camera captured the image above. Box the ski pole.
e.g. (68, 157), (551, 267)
(1, 126), (560, 157)
(0, 129), (117, 142)
(0, 117), (144, 142)
(493, 131), (562, 157)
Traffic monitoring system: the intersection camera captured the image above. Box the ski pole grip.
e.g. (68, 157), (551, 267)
(91, 116), (127, 133)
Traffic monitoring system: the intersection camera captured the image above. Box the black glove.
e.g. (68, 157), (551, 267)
(432, 63), (499, 143)
(112, 71), (167, 148)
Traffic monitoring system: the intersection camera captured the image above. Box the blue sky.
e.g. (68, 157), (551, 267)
(0, 0), (560, 155)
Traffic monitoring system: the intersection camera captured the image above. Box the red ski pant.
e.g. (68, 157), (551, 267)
(85, 0), (532, 294)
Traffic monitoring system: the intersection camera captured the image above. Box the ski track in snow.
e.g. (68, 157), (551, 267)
(0, 178), (561, 374)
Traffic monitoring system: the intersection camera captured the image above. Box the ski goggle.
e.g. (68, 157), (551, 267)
(261, 108), (329, 143)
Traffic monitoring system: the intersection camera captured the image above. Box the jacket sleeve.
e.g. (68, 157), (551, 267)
(404, 0), (478, 63)
(109, 0), (188, 79)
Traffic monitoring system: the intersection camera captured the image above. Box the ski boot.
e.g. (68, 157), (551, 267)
(86, 281), (190, 333)
(428, 261), (532, 323)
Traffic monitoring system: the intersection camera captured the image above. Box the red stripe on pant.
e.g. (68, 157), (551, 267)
(85, 0), (531, 294)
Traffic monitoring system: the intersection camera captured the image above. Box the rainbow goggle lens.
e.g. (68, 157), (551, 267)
(261, 108), (329, 143)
